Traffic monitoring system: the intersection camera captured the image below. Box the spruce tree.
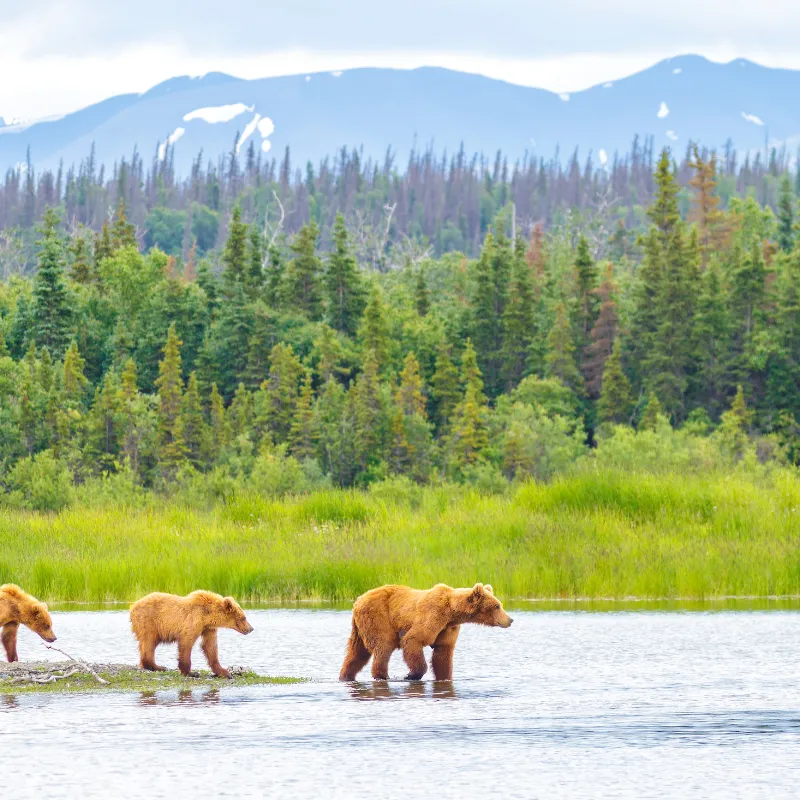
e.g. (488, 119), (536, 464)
(264, 243), (285, 309)
(209, 382), (229, 460)
(228, 382), (253, 440)
(33, 208), (71, 358)
(289, 369), (316, 460)
(246, 225), (265, 298)
(155, 323), (186, 473)
(352, 348), (388, 473)
(62, 341), (88, 407)
(639, 394), (663, 431)
(596, 339), (633, 425)
(545, 302), (582, 394)
(574, 234), (598, 351)
(431, 343), (461, 433)
(221, 205), (249, 294)
(181, 371), (207, 468)
(284, 221), (322, 319)
(584, 265), (618, 398)
(414, 268), (430, 317)
(85, 371), (120, 473)
(111, 201), (137, 251)
(396, 352), (427, 417)
(359, 285), (390, 371)
(265, 343), (304, 443)
(324, 213), (366, 337)
(778, 177), (795, 253)
(447, 340), (489, 469)
(501, 238), (536, 391)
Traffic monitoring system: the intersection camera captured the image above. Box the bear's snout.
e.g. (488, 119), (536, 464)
(240, 623), (254, 635)
(44, 633), (57, 642)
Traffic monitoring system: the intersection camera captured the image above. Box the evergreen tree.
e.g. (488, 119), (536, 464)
(228, 382), (253, 440)
(118, 358), (145, 474)
(639, 394), (663, 431)
(431, 343), (460, 433)
(574, 234), (598, 350)
(324, 213), (366, 336)
(289, 369), (316, 461)
(221, 205), (249, 294)
(155, 323), (186, 473)
(396, 352), (427, 417)
(264, 343), (304, 443)
(447, 341), (489, 469)
(778, 177), (795, 253)
(351, 348), (389, 474)
(596, 339), (633, 425)
(359, 285), (390, 371)
(246, 225), (265, 298)
(85, 371), (119, 473)
(545, 302), (582, 394)
(33, 208), (72, 358)
(688, 146), (726, 266)
(584, 265), (618, 397)
(111, 201), (137, 251)
(209, 382), (229, 459)
(501, 238), (536, 391)
(264, 243), (285, 309)
(62, 341), (88, 407)
(284, 221), (322, 319)
(181, 371), (207, 468)
(414, 268), (430, 317)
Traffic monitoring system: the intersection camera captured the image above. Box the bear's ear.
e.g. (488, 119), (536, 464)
(484, 584), (494, 595)
(468, 583), (484, 604)
(223, 597), (236, 613)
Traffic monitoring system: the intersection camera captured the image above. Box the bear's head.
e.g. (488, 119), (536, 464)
(462, 583), (513, 628)
(220, 597), (254, 635)
(25, 600), (57, 643)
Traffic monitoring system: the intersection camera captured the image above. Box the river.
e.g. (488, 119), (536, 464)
(3, 609), (800, 798)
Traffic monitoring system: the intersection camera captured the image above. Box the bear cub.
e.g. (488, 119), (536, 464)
(0, 584), (57, 662)
(130, 590), (253, 678)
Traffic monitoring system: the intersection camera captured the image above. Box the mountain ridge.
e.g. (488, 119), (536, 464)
(0, 54), (795, 175)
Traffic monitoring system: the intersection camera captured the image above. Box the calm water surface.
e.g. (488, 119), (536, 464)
(4, 610), (800, 799)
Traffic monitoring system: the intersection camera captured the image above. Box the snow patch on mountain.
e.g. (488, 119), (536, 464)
(673, 68), (682, 75)
(158, 127), (185, 161)
(183, 103), (254, 124)
(559, 93), (570, 102)
(599, 149), (608, 166)
(666, 130), (678, 141)
(742, 112), (765, 127)
(237, 114), (262, 153)
(657, 102), (669, 119)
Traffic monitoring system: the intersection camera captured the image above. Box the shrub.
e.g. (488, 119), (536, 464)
(3, 450), (74, 511)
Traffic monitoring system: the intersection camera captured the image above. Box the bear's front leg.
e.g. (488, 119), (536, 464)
(178, 634), (199, 677)
(2, 623), (19, 663)
(401, 635), (428, 681)
(201, 629), (231, 679)
(431, 625), (460, 681)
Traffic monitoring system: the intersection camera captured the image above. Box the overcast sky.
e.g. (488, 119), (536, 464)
(3, 0), (800, 119)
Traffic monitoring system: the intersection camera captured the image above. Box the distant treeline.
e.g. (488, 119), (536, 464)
(2, 135), (800, 273)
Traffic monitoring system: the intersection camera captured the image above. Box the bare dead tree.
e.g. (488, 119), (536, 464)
(263, 189), (286, 254)
(0, 228), (26, 279)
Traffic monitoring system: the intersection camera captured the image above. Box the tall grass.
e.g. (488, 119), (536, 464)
(3, 469), (800, 604)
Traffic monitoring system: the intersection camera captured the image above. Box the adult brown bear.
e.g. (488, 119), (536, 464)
(0, 584), (57, 662)
(130, 591), (253, 678)
(339, 582), (512, 681)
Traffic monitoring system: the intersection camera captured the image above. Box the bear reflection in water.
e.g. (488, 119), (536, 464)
(138, 687), (221, 706)
(348, 680), (458, 701)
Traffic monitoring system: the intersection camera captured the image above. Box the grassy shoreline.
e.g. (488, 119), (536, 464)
(0, 662), (303, 695)
(2, 469), (800, 604)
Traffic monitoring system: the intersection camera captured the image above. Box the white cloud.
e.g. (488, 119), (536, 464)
(257, 117), (275, 138)
(559, 92), (570, 102)
(672, 67), (682, 74)
(741, 111), (765, 126)
(657, 101), (669, 118)
(666, 130), (678, 140)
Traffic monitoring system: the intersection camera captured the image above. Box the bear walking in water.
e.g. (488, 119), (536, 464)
(339, 583), (512, 681)
(130, 591), (254, 678)
(0, 584), (57, 662)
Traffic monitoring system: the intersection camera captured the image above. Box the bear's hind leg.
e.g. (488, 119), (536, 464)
(339, 621), (371, 681)
(138, 633), (166, 672)
(401, 635), (428, 681)
(178, 634), (199, 677)
(2, 623), (19, 663)
(370, 643), (394, 680)
(201, 629), (231, 679)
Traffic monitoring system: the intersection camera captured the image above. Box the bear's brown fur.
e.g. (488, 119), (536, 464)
(129, 590), (254, 678)
(339, 582), (512, 681)
(0, 584), (57, 662)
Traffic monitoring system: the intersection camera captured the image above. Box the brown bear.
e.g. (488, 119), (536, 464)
(129, 590), (254, 678)
(339, 582), (512, 682)
(0, 584), (57, 662)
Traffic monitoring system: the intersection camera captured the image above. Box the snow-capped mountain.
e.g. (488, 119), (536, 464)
(0, 55), (795, 175)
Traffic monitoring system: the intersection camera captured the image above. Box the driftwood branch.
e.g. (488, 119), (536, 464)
(44, 644), (110, 685)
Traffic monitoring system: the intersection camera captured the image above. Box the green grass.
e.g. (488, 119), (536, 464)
(2, 469), (800, 604)
(0, 666), (303, 695)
